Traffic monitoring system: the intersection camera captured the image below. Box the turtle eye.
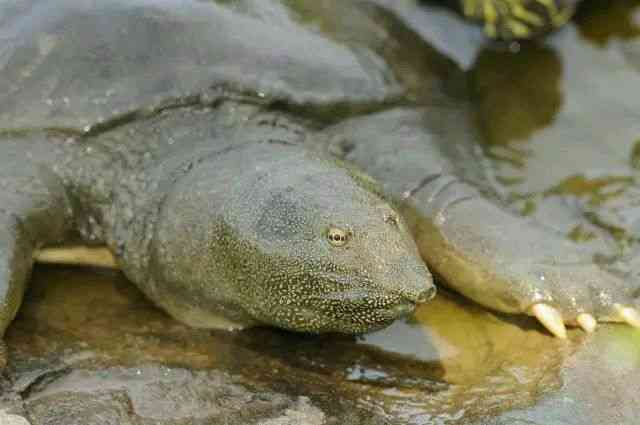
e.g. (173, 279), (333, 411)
(327, 227), (350, 246)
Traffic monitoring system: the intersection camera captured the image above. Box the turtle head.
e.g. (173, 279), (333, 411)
(220, 150), (435, 333)
(152, 146), (435, 334)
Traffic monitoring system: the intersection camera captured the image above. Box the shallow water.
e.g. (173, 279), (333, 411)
(6, 266), (569, 423)
(473, 0), (640, 261)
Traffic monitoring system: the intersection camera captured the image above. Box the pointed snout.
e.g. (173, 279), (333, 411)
(391, 263), (436, 305)
(415, 283), (437, 303)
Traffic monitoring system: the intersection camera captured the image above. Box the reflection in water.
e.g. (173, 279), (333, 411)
(472, 44), (562, 146)
(361, 291), (562, 386)
(7, 267), (568, 423)
(493, 326), (640, 425)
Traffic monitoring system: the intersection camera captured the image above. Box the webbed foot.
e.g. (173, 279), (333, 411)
(459, 0), (577, 39)
(405, 175), (640, 338)
(522, 265), (640, 338)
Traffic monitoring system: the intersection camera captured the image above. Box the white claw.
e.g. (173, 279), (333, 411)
(614, 304), (640, 328)
(576, 313), (597, 333)
(530, 303), (567, 339)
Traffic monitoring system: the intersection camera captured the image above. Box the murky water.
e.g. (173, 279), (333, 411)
(4, 1), (640, 424)
(7, 266), (569, 423)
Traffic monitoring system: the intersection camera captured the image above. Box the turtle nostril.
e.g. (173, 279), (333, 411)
(417, 286), (437, 303)
(391, 303), (415, 316)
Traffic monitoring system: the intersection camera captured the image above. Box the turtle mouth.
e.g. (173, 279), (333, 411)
(384, 301), (415, 317)
(360, 300), (417, 322)
(307, 269), (419, 311)
(297, 291), (417, 332)
(314, 290), (414, 312)
(339, 301), (416, 333)
(282, 270), (421, 333)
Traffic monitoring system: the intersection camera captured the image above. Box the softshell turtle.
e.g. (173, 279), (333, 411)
(0, 0), (638, 368)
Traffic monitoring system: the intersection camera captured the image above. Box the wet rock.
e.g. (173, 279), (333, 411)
(257, 397), (325, 425)
(0, 375), (26, 421)
(0, 411), (31, 425)
(8, 364), (326, 425)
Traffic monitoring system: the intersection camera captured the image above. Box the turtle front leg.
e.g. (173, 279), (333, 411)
(459, 0), (578, 39)
(0, 136), (76, 368)
(402, 174), (640, 338)
(0, 211), (37, 367)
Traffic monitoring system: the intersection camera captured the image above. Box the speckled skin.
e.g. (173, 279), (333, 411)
(0, 106), (435, 340)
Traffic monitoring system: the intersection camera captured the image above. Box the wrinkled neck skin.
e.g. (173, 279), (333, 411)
(57, 108), (310, 304)
(49, 110), (298, 327)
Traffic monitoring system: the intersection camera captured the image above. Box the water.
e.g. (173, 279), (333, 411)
(7, 266), (567, 423)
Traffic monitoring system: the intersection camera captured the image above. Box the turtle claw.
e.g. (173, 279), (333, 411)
(531, 303), (567, 339)
(614, 304), (640, 328)
(576, 313), (597, 334)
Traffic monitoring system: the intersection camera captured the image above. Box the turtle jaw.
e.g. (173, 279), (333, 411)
(273, 302), (419, 335)
(273, 286), (432, 335)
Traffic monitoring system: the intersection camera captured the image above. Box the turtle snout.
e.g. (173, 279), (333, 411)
(399, 283), (436, 305)
(392, 263), (436, 305)
(415, 285), (437, 303)
(390, 302), (415, 317)
(388, 283), (435, 319)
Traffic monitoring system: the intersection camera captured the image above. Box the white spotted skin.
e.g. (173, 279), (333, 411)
(0, 107), (435, 346)
(149, 142), (435, 333)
